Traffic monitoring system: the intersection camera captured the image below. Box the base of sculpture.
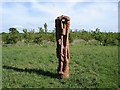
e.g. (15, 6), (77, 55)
(57, 66), (69, 79)
(58, 73), (69, 79)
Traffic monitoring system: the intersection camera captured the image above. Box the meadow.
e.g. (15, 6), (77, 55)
(2, 44), (118, 88)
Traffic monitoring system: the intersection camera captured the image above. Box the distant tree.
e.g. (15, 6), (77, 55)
(23, 28), (27, 33)
(91, 28), (103, 44)
(80, 29), (91, 41)
(44, 23), (48, 32)
(22, 29), (35, 45)
(23, 28), (29, 44)
(9, 28), (19, 34)
(50, 29), (55, 42)
(38, 27), (44, 33)
(2, 32), (7, 44)
(95, 28), (100, 33)
(7, 28), (19, 44)
(29, 29), (35, 43)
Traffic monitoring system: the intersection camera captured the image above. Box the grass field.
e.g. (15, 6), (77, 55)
(2, 44), (118, 88)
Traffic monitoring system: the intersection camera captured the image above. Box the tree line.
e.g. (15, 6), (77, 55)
(1, 23), (119, 46)
(69, 28), (119, 46)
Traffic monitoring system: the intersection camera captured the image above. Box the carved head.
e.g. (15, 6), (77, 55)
(55, 15), (70, 35)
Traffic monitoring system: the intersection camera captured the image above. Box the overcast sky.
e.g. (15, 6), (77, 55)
(1, 0), (119, 33)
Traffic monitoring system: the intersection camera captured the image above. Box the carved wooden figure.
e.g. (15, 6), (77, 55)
(55, 15), (70, 79)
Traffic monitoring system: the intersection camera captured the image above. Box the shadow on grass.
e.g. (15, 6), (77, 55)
(3, 65), (58, 79)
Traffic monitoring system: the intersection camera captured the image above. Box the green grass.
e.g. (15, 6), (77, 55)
(2, 44), (118, 88)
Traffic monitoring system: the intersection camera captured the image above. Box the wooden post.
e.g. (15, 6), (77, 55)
(55, 15), (70, 79)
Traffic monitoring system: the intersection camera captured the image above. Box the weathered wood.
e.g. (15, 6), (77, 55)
(55, 15), (70, 79)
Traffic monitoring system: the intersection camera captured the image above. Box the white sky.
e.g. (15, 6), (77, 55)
(0, 0), (119, 33)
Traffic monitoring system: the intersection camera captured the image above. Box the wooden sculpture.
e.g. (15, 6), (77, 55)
(55, 15), (70, 79)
